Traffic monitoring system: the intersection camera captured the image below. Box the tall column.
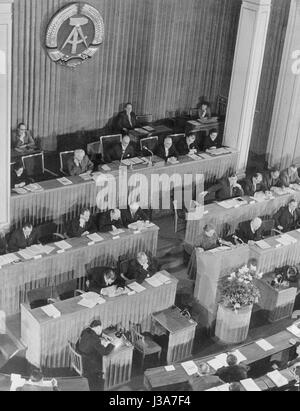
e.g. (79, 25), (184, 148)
(267, 0), (300, 169)
(223, 0), (271, 174)
(0, 0), (12, 231)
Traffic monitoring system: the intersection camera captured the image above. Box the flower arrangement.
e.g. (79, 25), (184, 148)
(219, 264), (262, 312)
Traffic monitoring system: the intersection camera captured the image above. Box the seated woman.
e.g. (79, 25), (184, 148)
(97, 209), (123, 233)
(67, 208), (97, 238)
(11, 161), (31, 189)
(127, 251), (160, 284)
(176, 133), (199, 156)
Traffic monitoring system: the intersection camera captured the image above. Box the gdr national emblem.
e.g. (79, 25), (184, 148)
(45, 3), (104, 68)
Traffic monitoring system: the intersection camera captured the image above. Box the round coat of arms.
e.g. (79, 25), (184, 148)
(45, 3), (104, 68)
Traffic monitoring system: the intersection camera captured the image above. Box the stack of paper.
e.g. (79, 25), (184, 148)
(25, 183), (43, 192)
(78, 292), (106, 308)
(145, 277), (163, 288)
(181, 361), (199, 376)
(207, 353), (228, 371)
(0, 253), (19, 266)
(110, 228), (124, 236)
(121, 159), (132, 166)
(197, 153), (211, 160)
(143, 126), (155, 132)
(54, 240), (72, 250)
(187, 154), (200, 161)
(79, 173), (93, 181)
(57, 177), (73, 186)
(256, 240), (272, 250)
(152, 272), (170, 284)
(165, 365), (176, 372)
(287, 322), (300, 338)
(18, 249), (37, 260)
(267, 370), (289, 388)
(10, 374), (26, 391)
(87, 233), (104, 243)
(130, 157), (145, 165)
(127, 282), (146, 293)
(13, 187), (28, 195)
(256, 339), (274, 351)
(276, 234), (298, 246)
(41, 304), (61, 318)
(241, 379), (261, 391)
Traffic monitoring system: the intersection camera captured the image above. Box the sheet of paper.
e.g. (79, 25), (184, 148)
(181, 361), (199, 376)
(165, 365), (176, 372)
(281, 234), (298, 244)
(207, 354), (228, 371)
(256, 240), (272, 250)
(241, 379), (261, 392)
(152, 272), (170, 284)
(206, 384), (230, 391)
(256, 339), (274, 352)
(188, 120), (201, 127)
(276, 235), (297, 246)
(143, 126), (155, 132)
(54, 240), (72, 250)
(41, 304), (61, 319)
(287, 322), (300, 338)
(127, 282), (146, 293)
(145, 277), (163, 288)
(81, 292), (106, 304)
(121, 159), (132, 166)
(79, 173), (93, 181)
(267, 370), (289, 388)
(134, 128), (149, 134)
(187, 154), (199, 161)
(0, 253), (19, 266)
(57, 177), (73, 186)
(130, 157), (145, 165)
(13, 188), (28, 195)
(78, 298), (98, 309)
(25, 183), (43, 192)
(217, 200), (235, 209)
(101, 165), (111, 171)
(110, 228), (125, 236)
(18, 249), (36, 260)
(87, 233), (104, 243)
(42, 245), (55, 255)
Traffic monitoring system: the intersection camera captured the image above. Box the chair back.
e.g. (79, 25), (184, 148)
(100, 134), (122, 162)
(136, 114), (153, 125)
(130, 325), (145, 351)
(165, 110), (178, 119)
(216, 95), (228, 118)
(27, 286), (54, 309)
(37, 222), (58, 244)
(261, 218), (275, 237)
(189, 108), (199, 118)
(22, 152), (44, 177)
(59, 151), (75, 174)
(167, 133), (185, 144)
(118, 255), (131, 278)
(56, 279), (78, 301)
(140, 136), (158, 156)
(68, 341), (83, 376)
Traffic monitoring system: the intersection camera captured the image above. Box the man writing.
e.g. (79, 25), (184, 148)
(67, 149), (94, 176)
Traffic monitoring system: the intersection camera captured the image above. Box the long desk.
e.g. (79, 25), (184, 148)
(0, 374), (90, 391)
(144, 324), (300, 391)
(0, 226), (159, 316)
(21, 271), (177, 368)
(185, 191), (300, 246)
(11, 150), (238, 229)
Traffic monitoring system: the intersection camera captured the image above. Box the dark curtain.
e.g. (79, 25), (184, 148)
(12, 0), (241, 151)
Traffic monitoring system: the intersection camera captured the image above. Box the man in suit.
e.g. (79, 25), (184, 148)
(274, 199), (299, 233)
(242, 172), (264, 196)
(280, 165), (300, 187)
(87, 267), (121, 294)
(203, 129), (221, 151)
(262, 167), (282, 191)
(67, 208), (97, 238)
(121, 202), (148, 228)
(127, 251), (160, 284)
(198, 101), (212, 119)
(189, 363), (224, 391)
(156, 137), (179, 161)
(235, 217), (263, 244)
(8, 222), (40, 252)
(116, 103), (138, 134)
(97, 209), (123, 233)
(215, 354), (249, 383)
(12, 123), (36, 150)
(107, 135), (136, 163)
(76, 320), (114, 391)
(11, 161), (31, 189)
(176, 133), (199, 156)
(204, 173), (244, 202)
(67, 149), (94, 176)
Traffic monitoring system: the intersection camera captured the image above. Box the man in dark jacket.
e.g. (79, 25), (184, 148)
(280, 165), (300, 187)
(127, 251), (160, 284)
(76, 320), (114, 391)
(176, 134), (199, 156)
(242, 173), (264, 196)
(11, 161), (31, 189)
(87, 267), (124, 294)
(116, 103), (138, 134)
(67, 208), (97, 238)
(8, 222), (40, 252)
(121, 202), (148, 228)
(203, 129), (222, 151)
(215, 354), (249, 383)
(189, 363), (224, 391)
(205, 173), (244, 202)
(235, 217), (263, 244)
(274, 199), (299, 232)
(262, 167), (282, 191)
(97, 209), (124, 232)
(107, 135), (136, 163)
(156, 137), (179, 161)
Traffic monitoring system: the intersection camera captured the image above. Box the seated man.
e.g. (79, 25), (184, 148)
(198, 101), (212, 119)
(116, 102), (138, 134)
(121, 202), (148, 228)
(97, 208), (123, 233)
(274, 199), (299, 233)
(262, 167), (282, 191)
(235, 217), (263, 244)
(67, 149), (94, 176)
(215, 354), (249, 383)
(204, 172), (244, 202)
(203, 129), (221, 151)
(156, 136), (179, 161)
(189, 363), (224, 391)
(0, 231), (7, 255)
(12, 123), (36, 150)
(8, 221), (39, 252)
(107, 135), (136, 163)
(67, 208), (97, 238)
(87, 267), (123, 294)
(195, 224), (230, 252)
(288, 342), (300, 367)
(280, 164), (300, 187)
(242, 172), (264, 196)
(127, 251), (160, 284)
(11, 161), (31, 189)
(76, 320), (114, 391)
(176, 133), (199, 156)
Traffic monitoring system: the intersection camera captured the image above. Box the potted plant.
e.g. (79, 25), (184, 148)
(215, 264), (261, 344)
(255, 268), (298, 323)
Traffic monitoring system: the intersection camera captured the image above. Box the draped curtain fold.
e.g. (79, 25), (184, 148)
(12, 0), (241, 151)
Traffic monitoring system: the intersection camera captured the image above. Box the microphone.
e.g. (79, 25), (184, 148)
(144, 147), (154, 165)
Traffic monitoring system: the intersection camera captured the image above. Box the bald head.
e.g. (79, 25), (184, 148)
(74, 149), (85, 162)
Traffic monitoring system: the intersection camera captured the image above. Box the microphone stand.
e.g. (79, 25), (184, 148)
(145, 147), (154, 167)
